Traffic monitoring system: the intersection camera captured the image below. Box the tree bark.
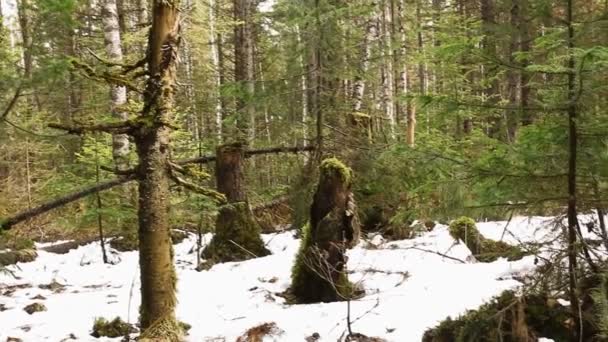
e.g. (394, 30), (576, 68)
(519, 0), (532, 126)
(480, 0), (501, 138)
(233, 0), (256, 140)
(505, 0), (520, 143)
(135, 0), (182, 337)
(351, 9), (376, 116)
(291, 158), (361, 303)
(102, 0), (130, 172)
(380, 0), (396, 138)
(396, 0), (415, 146)
(565, 0), (581, 339)
(202, 143), (270, 263)
(209, 0), (224, 142)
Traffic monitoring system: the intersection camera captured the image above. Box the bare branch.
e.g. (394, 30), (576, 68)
(48, 121), (135, 135)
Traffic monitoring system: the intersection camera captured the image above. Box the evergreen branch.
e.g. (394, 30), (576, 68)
(70, 59), (142, 94)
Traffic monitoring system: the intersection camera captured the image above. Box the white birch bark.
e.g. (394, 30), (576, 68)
(352, 4), (378, 114)
(380, 0), (395, 138)
(296, 25), (308, 145)
(208, 0), (223, 142)
(102, 0), (129, 171)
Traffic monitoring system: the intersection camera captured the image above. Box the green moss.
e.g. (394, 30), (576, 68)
(449, 217), (481, 254)
(290, 222), (357, 304)
(91, 317), (135, 338)
(449, 216), (526, 262)
(320, 158), (352, 186)
(202, 202), (270, 263)
(478, 239), (527, 262)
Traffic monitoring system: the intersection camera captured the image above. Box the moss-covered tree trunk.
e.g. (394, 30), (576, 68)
(134, 1), (181, 339)
(291, 158), (360, 303)
(202, 143), (269, 263)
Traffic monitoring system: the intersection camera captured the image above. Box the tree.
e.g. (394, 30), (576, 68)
(102, 0), (129, 172)
(290, 158), (360, 303)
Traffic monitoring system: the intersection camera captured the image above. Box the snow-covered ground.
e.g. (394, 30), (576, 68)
(0, 216), (592, 341)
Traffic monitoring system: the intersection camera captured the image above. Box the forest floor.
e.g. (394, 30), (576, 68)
(0, 216), (584, 341)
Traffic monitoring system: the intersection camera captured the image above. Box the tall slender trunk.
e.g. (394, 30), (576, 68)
(16, 0), (32, 79)
(351, 4), (377, 117)
(519, 0), (532, 126)
(416, 2), (427, 132)
(182, 0), (198, 137)
(397, 0), (414, 145)
(296, 26), (309, 145)
(565, 0), (581, 339)
(234, 0), (256, 140)
(505, 0), (520, 143)
(307, 0), (323, 151)
(209, 0), (223, 142)
(102, 0), (130, 172)
(461, 0), (473, 134)
(135, 0), (181, 335)
(481, 0), (500, 138)
(380, 0), (395, 138)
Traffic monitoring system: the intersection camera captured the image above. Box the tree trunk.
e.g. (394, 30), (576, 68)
(351, 9), (376, 115)
(519, 0), (532, 126)
(202, 143), (270, 263)
(416, 2), (428, 133)
(505, 0), (520, 143)
(209, 0), (223, 142)
(135, 1), (182, 338)
(565, 0), (581, 339)
(290, 158), (361, 303)
(396, 0), (415, 146)
(233, 0), (256, 140)
(102, 0), (130, 172)
(480, 0), (501, 138)
(380, 0), (396, 138)
(296, 26), (309, 145)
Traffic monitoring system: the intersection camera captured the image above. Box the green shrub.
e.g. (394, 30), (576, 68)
(423, 290), (573, 342)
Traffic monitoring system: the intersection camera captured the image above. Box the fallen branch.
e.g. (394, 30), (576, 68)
(252, 195), (290, 214)
(48, 121), (135, 135)
(1, 145), (315, 230)
(1, 83), (23, 119)
(178, 145), (315, 166)
(0, 175), (135, 230)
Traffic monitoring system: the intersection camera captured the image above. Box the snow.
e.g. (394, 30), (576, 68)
(0, 216), (582, 341)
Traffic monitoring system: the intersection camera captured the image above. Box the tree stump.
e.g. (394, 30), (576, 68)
(290, 158), (361, 303)
(202, 143), (270, 263)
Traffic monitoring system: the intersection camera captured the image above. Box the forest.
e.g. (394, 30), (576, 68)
(0, 0), (607, 340)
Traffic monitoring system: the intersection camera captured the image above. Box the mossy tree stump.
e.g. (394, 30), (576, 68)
(202, 143), (269, 262)
(290, 158), (361, 303)
(449, 216), (526, 262)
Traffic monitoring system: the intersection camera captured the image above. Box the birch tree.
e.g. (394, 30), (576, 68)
(102, 0), (129, 172)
